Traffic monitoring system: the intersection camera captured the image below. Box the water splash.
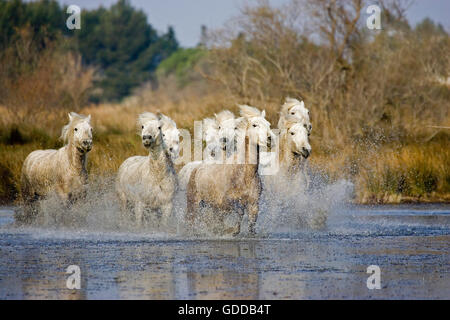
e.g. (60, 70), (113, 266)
(258, 172), (354, 236)
(10, 170), (354, 239)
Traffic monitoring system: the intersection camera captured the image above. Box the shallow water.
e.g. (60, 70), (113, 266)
(0, 203), (449, 299)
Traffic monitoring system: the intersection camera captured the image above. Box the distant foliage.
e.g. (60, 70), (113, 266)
(0, 26), (95, 127)
(0, 0), (179, 102)
(0, 0), (66, 49)
(72, 0), (179, 101)
(206, 0), (450, 148)
(156, 48), (206, 87)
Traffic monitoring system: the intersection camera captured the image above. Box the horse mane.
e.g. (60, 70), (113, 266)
(158, 113), (177, 130)
(60, 112), (90, 144)
(203, 117), (218, 130)
(283, 114), (303, 129)
(235, 117), (248, 130)
(280, 97), (304, 115)
(239, 105), (271, 131)
(138, 112), (158, 127)
(214, 110), (235, 124)
(238, 105), (262, 119)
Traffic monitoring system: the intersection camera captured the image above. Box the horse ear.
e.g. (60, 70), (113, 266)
(156, 112), (163, 121)
(87, 114), (91, 122)
(261, 110), (266, 118)
(68, 113), (73, 121)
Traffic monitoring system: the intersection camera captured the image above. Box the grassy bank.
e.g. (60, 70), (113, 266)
(0, 101), (449, 205)
(1, 1), (449, 205)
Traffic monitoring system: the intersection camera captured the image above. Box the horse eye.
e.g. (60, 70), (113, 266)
(290, 132), (295, 135)
(141, 125), (144, 129)
(304, 124), (307, 128)
(291, 112), (295, 115)
(74, 128), (78, 131)
(252, 124), (257, 128)
(158, 126), (161, 130)
(234, 127), (237, 130)
(218, 126), (221, 130)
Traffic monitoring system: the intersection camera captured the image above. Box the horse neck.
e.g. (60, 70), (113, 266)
(66, 141), (87, 175)
(279, 133), (288, 165)
(280, 138), (305, 175)
(148, 142), (175, 175)
(245, 136), (260, 172)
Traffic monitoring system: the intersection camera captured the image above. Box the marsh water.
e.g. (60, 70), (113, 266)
(0, 202), (449, 299)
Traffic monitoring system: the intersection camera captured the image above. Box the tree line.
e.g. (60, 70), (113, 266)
(0, 0), (179, 101)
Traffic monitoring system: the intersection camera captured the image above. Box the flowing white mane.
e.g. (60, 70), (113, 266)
(283, 114), (304, 130)
(239, 104), (264, 119)
(203, 117), (218, 130)
(158, 113), (177, 130)
(239, 105), (270, 129)
(215, 110), (235, 123)
(138, 112), (158, 127)
(280, 97), (305, 116)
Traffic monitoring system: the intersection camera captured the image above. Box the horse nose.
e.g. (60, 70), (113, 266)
(302, 147), (311, 158)
(169, 147), (173, 152)
(267, 135), (272, 148)
(143, 135), (153, 140)
(83, 139), (92, 146)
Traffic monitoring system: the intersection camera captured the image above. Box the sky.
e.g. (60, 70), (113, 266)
(57, 0), (450, 47)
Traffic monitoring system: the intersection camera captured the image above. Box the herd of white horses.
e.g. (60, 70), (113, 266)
(17, 98), (313, 236)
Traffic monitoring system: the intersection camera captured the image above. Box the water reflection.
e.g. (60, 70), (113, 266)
(0, 205), (449, 299)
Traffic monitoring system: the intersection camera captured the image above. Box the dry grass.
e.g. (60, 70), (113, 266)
(0, 27), (95, 130)
(355, 142), (450, 203)
(1, 94), (449, 204)
(0, 0), (449, 204)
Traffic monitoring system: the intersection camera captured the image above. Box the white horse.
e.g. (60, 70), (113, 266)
(18, 112), (93, 223)
(265, 114), (311, 194)
(278, 97), (312, 135)
(261, 113), (318, 229)
(178, 111), (247, 190)
(238, 105), (274, 159)
(186, 105), (273, 236)
(178, 117), (220, 191)
(278, 116), (311, 186)
(116, 112), (180, 228)
(202, 117), (220, 161)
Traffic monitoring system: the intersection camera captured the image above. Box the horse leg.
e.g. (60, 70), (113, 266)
(303, 162), (311, 192)
(247, 202), (259, 236)
(232, 206), (245, 236)
(17, 196), (38, 225)
(134, 201), (144, 228)
(17, 179), (37, 224)
(160, 203), (173, 230)
(222, 203), (244, 236)
(117, 191), (129, 226)
(185, 168), (199, 232)
(186, 189), (198, 230)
